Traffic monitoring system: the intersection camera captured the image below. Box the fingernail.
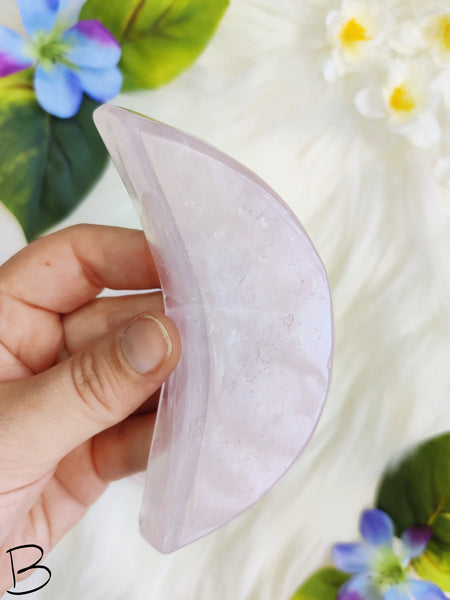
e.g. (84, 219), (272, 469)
(121, 315), (172, 374)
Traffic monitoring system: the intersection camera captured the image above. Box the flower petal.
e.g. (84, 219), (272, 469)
(401, 113), (441, 149)
(34, 63), (82, 118)
(401, 526), (432, 559)
(17, 0), (60, 37)
(57, 0), (85, 29)
(355, 88), (385, 119)
(338, 574), (382, 600)
(407, 579), (447, 600)
(332, 543), (372, 573)
(0, 27), (33, 77)
(360, 509), (394, 547)
(62, 21), (121, 68)
(435, 156), (450, 187)
(322, 58), (339, 83)
(385, 585), (411, 600)
(77, 66), (123, 102)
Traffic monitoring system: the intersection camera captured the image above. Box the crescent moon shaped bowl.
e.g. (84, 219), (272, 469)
(94, 105), (334, 553)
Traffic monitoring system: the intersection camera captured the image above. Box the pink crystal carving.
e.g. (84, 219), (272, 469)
(94, 105), (334, 553)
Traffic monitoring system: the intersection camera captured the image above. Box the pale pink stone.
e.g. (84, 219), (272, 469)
(94, 105), (334, 553)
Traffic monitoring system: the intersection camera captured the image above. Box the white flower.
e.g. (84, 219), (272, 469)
(355, 60), (442, 148)
(422, 12), (450, 67)
(323, 0), (390, 81)
(394, 7), (450, 68)
(432, 68), (450, 108)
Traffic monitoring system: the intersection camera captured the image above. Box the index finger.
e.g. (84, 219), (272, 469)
(0, 225), (160, 313)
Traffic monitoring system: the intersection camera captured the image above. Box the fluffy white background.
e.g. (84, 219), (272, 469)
(1, 0), (449, 598)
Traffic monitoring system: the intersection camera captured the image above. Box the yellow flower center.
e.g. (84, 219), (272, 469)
(389, 85), (416, 113)
(426, 14), (450, 52)
(437, 15), (450, 50)
(339, 18), (371, 49)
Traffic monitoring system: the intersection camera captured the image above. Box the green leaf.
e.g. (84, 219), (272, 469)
(0, 70), (108, 241)
(80, 0), (229, 91)
(289, 568), (350, 600)
(376, 432), (450, 591)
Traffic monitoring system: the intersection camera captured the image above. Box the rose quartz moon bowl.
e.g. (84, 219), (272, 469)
(94, 105), (334, 553)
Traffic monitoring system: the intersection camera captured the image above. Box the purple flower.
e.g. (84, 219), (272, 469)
(0, 0), (122, 118)
(332, 509), (445, 600)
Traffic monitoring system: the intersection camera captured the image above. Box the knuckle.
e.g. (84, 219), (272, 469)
(70, 344), (125, 421)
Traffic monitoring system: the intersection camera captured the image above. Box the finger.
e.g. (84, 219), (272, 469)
(0, 225), (159, 314)
(21, 412), (157, 551)
(92, 411), (156, 481)
(0, 312), (181, 490)
(63, 290), (163, 421)
(46, 412), (157, 520)
(61, 291), (164, 356)
(132, 388), (160, 415)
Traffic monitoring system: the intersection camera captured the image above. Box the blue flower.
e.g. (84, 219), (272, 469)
(332, 509), (446, 600)
(0, 0), (122, 118)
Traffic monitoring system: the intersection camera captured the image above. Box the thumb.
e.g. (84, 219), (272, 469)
(0, 313), (181, 479)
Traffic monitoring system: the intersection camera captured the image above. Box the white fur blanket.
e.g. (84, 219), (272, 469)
(1, 0), (449, 598)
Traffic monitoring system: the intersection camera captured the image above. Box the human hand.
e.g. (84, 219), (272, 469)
(0, 225), (181, 594)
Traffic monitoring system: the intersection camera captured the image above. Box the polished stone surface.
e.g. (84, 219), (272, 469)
(94, 105), (334, 553)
